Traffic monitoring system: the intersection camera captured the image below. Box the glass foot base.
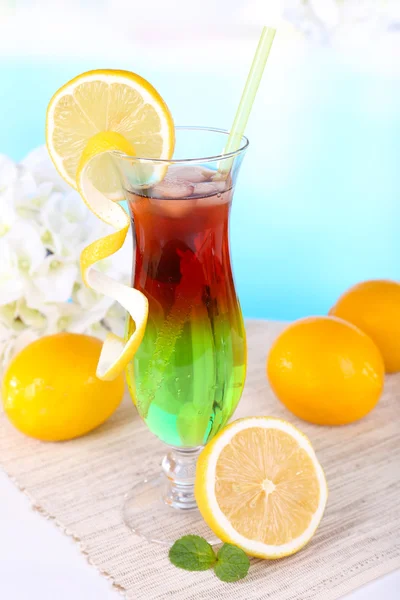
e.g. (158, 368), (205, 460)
(122, 474), (219, 545)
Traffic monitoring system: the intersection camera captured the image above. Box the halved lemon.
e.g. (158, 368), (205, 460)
(46, 70), (175, 380)
(46, 68), (174, 198)
(195, 417), (328, 559)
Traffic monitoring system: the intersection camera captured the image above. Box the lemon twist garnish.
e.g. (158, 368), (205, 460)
(76, 131), (148, 380)
(46, 69), (175, 380)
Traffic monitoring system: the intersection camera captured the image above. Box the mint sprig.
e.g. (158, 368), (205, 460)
(169, 535), (216, 571)
(214, 543), (250, 582)
(169, 535), (250, 582)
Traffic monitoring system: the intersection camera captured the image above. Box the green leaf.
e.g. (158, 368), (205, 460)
(169, 535), (216, 571)
(214, 543), (250, 582)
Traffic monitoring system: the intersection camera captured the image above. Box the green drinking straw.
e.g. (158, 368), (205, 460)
(139, 27), (276, 421)
(219, 26), (276, 174)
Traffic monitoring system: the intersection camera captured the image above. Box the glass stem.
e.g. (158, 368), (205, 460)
(162, 446), (203, 510)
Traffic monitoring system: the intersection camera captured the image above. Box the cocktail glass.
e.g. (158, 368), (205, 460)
(118, 126), (248, 543)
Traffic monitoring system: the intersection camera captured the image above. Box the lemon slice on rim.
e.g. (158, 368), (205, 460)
(46, 69), (175, 380)
(195, 417), (328, 559)
(46, 69), (174, 198)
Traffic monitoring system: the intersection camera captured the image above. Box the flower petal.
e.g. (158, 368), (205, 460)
(0, 188), (18, 236)
(31, 255), (78, 303)
(18, 298), (47, 329)
(6, 222), (47, 274)
(21, 146), (70, 191)
(0, 155), (18, 191)
(0, 240), (24, 305)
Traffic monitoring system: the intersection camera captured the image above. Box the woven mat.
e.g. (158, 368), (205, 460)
(1, 320), (399, 600)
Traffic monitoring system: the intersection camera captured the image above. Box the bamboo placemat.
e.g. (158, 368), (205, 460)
(0, 321), (399, 599)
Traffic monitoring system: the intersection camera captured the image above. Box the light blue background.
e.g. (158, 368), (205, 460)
(1, 53), (399, 320)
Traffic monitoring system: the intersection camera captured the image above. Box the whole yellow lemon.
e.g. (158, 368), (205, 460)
(329, 279), (400, 373)
(2, 333), (124, 441)
(267, 316), (384, 425)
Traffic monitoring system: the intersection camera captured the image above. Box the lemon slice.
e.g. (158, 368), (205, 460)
(46, 68), (174, 198)
(195, 417), (328, 559)
(46, 69), (175, 380)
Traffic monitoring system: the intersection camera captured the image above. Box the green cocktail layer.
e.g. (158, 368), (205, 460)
(126, 303), (246, 447)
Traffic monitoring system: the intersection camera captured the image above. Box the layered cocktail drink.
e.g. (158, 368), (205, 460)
(126, 164), (246, 448)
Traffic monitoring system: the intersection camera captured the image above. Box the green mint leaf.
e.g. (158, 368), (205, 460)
(214, 543), (250, 582)
(169, 535), (216, 571)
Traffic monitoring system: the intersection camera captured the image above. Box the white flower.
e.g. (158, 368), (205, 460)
(21, 146), (70, 192)
(0, 187), (19, 237)
(0, 240), (24, 305)
(0, 298), (47, 335)
(41, 188), (104, 257)
(0, 155), (18, 192)
(20, 186), (55, 227)
(1, 165), (52, 224)
(5, 221), (47, 277)
(28, 254), (78, 305)
(0, 301), (26, 332)
(3, 146), (70, 228)
(0, 146), (132, 375)
(281, 0), (397, 43)
(17, 298), (48, 330)
(13, 171), (54, 219)
(0, 318), (15, 345)
(0, 154), (61, 241)
(0, 301), (19, 329)
(74, 282), (114, 311)
(42, 297), (114, 336)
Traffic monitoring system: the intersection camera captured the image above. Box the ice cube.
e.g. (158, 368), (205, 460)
(151, 176), (194, 199)
(192, 182), (219, 196)
(150, 198), (197, 218)
(168, 165), (216, 183)
(192, 180), (227, 196)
